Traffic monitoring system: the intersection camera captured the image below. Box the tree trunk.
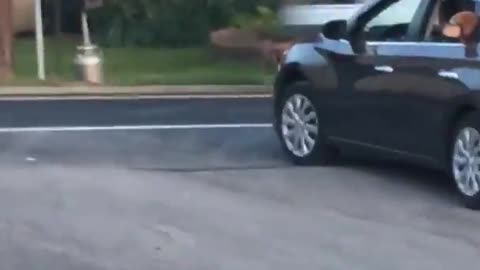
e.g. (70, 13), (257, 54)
(54, 0), (62, 36)
(0, 0), (14, 80)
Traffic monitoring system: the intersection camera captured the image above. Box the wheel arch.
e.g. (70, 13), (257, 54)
(274, 63), (309, 110)
(445, 104), (478, 160)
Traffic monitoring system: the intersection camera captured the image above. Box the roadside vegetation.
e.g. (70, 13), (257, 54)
(12, 38), (274, 86)
(9, 0), (282, 86)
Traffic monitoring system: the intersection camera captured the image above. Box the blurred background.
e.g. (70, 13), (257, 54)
(9, 0), (364, 86)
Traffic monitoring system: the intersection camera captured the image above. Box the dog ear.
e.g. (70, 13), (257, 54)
(449, 11), (479, 41)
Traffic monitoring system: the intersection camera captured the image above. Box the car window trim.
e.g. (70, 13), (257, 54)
(364, 40), (470, 59)
(366, 41), (465, 47)
(321, 39), (468, 58)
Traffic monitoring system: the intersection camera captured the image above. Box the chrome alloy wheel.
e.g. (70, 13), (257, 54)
(281, 94), (319, 157)
(453, 127), (480, 197)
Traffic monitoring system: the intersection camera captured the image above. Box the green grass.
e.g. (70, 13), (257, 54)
(12, 37), (274, 86)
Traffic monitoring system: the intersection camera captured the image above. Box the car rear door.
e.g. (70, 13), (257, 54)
(359, 0), (480, 164)
(378, 0), (480, 163)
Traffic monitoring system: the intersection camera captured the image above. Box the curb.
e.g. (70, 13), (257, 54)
(0, 85), (273, 98)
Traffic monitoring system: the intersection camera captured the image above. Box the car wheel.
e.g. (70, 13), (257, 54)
(275, 81), (337, 165)
(451, 113), (480, 209)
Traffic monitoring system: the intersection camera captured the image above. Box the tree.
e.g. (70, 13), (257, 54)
(89, 0), (279, 47)
(0, 0), (14, 80)
(53, 0), (62, 36)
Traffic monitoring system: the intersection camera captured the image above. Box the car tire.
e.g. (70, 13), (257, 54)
(451, 112), (480, 209)
(275, 81), (337, 165)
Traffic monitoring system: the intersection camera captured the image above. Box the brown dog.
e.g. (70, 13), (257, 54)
(449, 11), (479, 42)
(449, 11), (479, 57)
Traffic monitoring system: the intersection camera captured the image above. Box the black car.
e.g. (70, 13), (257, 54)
(274, 0), (480, 209)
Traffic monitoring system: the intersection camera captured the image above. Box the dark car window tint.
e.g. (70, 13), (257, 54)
(363, 0), (423, 42)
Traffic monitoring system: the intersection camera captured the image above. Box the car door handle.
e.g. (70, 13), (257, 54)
(438, 70), (459, 80)
(374, 65), (394, 73)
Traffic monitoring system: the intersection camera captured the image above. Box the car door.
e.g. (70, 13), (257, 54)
(328, 0), (435, 156)
(372, 42), (478, 164)
(374, 0), (480, 163)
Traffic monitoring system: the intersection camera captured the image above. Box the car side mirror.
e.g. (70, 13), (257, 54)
(322, 20), (347, 40)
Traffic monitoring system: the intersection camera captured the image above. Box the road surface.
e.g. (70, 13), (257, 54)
(0, 96), (479, 270)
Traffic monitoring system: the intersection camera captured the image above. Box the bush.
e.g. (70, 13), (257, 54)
(88, 0), (278, 47)
(89, 0), (206, 47)
(231, 5), (289, 41)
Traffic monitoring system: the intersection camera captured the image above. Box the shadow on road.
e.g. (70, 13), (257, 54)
(336, 153), (460, 206)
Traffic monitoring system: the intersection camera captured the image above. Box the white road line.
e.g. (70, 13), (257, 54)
(0, 94), (272, 101)
(0, 123), (273, 133)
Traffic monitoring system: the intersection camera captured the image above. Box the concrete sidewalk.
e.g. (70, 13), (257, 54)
(0, 85), (272, 98)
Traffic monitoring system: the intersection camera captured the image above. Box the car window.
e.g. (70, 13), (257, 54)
(363, 0), (423, 42)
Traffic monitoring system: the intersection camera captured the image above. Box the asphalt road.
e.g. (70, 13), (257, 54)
(0, 97), (479, 270)
(0, 98), (272, 127)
